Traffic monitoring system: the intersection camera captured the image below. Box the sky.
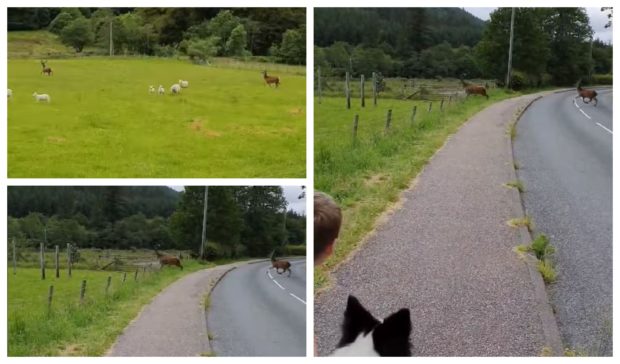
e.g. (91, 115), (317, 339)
(464, 7), (613, 43)
(167, 186), (306, 214)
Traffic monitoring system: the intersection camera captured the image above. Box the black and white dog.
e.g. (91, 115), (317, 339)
(331, 295), (412, 356)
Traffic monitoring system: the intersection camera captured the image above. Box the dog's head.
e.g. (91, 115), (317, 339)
(331, 295), (412, 357)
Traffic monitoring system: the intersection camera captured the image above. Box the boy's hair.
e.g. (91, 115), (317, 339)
(314, 191), (342, 257)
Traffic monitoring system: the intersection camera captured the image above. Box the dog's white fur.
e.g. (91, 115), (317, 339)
(331, 332), (379, 357)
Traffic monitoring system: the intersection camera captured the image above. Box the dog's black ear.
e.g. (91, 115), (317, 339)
(337, 295), (380, 348)
(372, 308), (412, 356)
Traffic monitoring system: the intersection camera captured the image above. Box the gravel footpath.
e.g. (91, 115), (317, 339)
(107, 261), (252, 356)
(315, 93), (562, 356)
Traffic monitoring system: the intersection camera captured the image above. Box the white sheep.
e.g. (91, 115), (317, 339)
(170, 84), (182, 94)
(158, 85), (165, 95)
(179, 79), (189, 88)
(8, 89), (12, 98)
(32, 92), (51, 103)
(148, 85), (156, 94)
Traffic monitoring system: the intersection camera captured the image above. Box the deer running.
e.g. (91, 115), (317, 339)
(154, 249), (183, 270)
(41, 59), (53, 76)
(270, 250), (291, 277)
(262, 70), (280, 88)
(461, 77), (488, 99)
(577, 85), (598, 106)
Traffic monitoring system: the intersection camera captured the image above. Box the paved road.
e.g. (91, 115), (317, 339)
(514, 89), (613, 355)
(315, 93), (560, 356)
(108, 262), (247, 356)
(207, 259), (306, 356)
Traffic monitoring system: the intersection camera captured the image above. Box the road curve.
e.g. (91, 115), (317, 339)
(107, 262), (248, 356)
(514, 89), (612, 355)
(207, 259), (306, 356)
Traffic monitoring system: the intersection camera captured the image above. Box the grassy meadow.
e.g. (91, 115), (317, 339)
(8, 57), (305, 177)
(8, 260), (216, 356)
(314, 90), (529, 290)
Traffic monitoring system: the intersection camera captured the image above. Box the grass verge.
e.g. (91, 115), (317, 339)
(314, 89), (531, 291)
(7, 260), (232, 356)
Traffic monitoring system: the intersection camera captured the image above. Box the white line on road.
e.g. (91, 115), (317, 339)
(272, 279), (285, 290)
(596, 123), (613, 134)
(267, 271), (273, 279)
(289, 293), (306, 305)
(579, 109), (592, 119)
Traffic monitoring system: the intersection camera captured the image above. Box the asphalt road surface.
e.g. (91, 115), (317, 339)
(514, 89), (612, 355)
(207, 259), (306, 356)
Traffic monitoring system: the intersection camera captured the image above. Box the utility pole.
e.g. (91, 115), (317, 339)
(505, 7), (515, 88)
(200, 186), (209, 260)
(109, 19), (113, 57)
(589, 36), (594, 82)
(282, 206), (288, 246)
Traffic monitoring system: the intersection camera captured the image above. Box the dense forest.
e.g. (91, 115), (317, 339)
(315, 7), (613, 86)
(7, 186), (306, 259)
(7, 8), (306, 64)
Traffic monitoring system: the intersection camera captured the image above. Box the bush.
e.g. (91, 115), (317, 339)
(185, 36), (219, 64)
(592, 74), (613, 85)
(153, 44), (178, 58)
(510, 70), (527, 90)
(203, 242), (223, 260)
(284, 245), (306, 256)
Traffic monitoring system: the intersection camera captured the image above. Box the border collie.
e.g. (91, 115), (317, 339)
(331, 295), (412, 356)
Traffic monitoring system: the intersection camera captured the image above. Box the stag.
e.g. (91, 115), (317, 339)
(154, 249), (183, 270)
(460, 77), (488, 99)
(577, 83), (598, 106)
(270, 250), (291, 277)
(262, 70), (280, 88)
(40, 59), (53, 76)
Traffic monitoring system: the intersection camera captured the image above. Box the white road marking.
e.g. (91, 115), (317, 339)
(596, 123), (613, 134)
(289, 293), (306, 305)
(267, 271), (273, 279)
(579, 109), (592, 119)
(272, 279), (285, 290)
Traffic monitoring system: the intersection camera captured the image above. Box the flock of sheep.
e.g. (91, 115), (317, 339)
(149, 79), (189, 95)
(7, 79), (190, 104)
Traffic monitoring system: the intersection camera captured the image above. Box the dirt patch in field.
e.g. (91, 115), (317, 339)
(59, 344), (83, 356)
(47, 136), (66, 144)
(363, 173), (388, 187)
(288, 107), (304, 116)
(188, 120), (221, 138)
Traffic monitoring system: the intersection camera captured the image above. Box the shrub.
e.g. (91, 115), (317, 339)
(510, 70), (527, 90)
(284, 244), (306, 256)
(592, 74), (613, 85)
(203, 242), (223, 260)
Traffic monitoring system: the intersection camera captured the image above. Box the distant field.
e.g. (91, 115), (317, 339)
(314, 89), (530, 289)
(8, 57), (305, 177)
(7, 261), (217, 356)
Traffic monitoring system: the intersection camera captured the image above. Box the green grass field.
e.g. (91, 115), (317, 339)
(314, 90), (528, 290)
(8, 260), (216, 356)
(8, 57), (305, 177)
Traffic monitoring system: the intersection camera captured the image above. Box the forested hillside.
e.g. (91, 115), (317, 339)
(315, 7), (612, 86)
(7, 186), (306, 258)
(8, 7), (306, 64)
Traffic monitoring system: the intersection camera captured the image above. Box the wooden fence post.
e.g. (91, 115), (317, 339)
(385, 109), (392, 131)
(360, 74), (365, 107)
(122, 272), (127, 283)
(428, 101), (433, 113)
(449, 95), (453, 105)
(317, 66), (322, 104)
(47, 285), (54, 313)
(67, 243), (72, 277)
(12, 238), (17, 275)
(411, 106), (417, 126)
(55, 245), (60, 278)
(440, 98), (445, 112)
(134, 268), (139, 281)
(80, 280), (87, 305)
(345, 72), (351, 109)
(352, 114), (359, 140)
(105, 276), (112, 296)
(372, 72), (377, 106)
(40, 243), (45, 280)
